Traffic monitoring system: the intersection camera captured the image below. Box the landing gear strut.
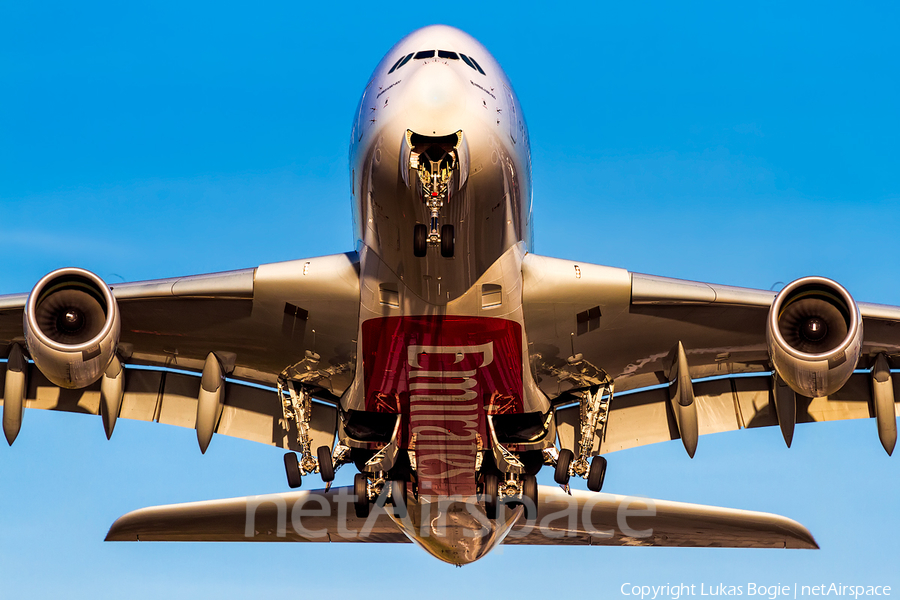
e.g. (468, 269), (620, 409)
(480, 469), (539, 521)
(352, 471), (408, 519)
(556, 380), (614, 492)
(412, 219), (455, 258)
(278, 378), (344, 488)
(409, 132), (460, 258)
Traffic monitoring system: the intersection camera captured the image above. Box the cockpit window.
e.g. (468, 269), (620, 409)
(459, 53), (485, 75)
(389, 53), (414, 74)
(407, 49), (485, 74)
(387, 56), (403, 74)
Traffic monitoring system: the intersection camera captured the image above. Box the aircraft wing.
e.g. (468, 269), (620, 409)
(105, 485), (817, 550)
(0, 252), (360, 451)
(522, 254), (900, 456)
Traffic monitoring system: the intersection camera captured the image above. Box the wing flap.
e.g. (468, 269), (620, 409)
(556, 371), (887, 455)
(0, 364), (336, 451)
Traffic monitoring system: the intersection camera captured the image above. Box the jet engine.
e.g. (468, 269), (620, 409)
(24, 268), (120, 389)
(767, 276), (862, 398)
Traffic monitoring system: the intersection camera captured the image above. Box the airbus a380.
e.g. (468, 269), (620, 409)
(1, 25), (898, 566)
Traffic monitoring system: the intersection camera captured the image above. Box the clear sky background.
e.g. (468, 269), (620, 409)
(1, 1), (899, 598)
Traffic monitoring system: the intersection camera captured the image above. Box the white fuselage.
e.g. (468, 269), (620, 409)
(341, 25), (547, 565)
(350, 25), (533, 303)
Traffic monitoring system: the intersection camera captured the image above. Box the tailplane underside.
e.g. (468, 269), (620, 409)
(106, 485), (817, 556)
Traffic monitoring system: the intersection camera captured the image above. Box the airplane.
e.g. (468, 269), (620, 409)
(1, 24), (897, 567)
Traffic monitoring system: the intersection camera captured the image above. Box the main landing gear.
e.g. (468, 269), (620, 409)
(553, 382), (613, 492)
(352, 473), (409, 519)
(479, 471), (539, 521)
(350, 423), (410, 518)
(555, 449), (607, 492)
(278, 378), (347, 489)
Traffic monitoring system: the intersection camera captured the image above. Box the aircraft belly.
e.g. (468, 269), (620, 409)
(344, 243), (551, 494)
(362, 314), (523, 495)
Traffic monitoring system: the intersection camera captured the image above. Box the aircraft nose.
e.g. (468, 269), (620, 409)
(402, 63), (467, 135)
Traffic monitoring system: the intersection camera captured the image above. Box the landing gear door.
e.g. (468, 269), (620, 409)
(504, 86), (517, 144)
(456, 132), (469, 191)
(400, 130), (413, 188)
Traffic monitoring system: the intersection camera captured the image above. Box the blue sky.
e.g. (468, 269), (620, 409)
(1, 1), (899, 597)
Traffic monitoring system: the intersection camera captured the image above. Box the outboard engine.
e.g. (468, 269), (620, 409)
(767, 276), (862, 397)
(24, 268), (120, 389)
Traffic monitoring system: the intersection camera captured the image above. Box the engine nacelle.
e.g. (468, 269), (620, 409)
(767, 276), (862, 398)
(24, 268), (120, 389)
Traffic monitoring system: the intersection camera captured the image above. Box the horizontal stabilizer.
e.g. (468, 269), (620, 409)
(505, 486), (818, 549)
(106, 487), (406, 543)
(106, 485), (817, 550)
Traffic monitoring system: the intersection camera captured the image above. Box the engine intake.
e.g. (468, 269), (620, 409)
(24, 268), (120, 389)
(767, 276), (862, 398)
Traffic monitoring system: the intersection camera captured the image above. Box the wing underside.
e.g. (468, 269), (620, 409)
(0, 253), (360, 450)
(3, 252), (900, 456)
(524, 254), (900, 456)
(0, 363), (337, 452)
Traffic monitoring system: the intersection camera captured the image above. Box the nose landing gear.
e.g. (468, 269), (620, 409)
(412, 223), (454, 258)
(408, 131), (462, 258)
(414, 224), (428, 257)
(440, 224), (455, 258)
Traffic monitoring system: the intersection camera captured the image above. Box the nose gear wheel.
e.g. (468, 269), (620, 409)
(413, 224), (428, 257)
(408, 130), (462, 258)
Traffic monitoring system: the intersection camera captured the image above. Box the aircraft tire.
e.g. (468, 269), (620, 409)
(440, 224), (454, 257)
(522, 474), (538, 521)
(413, 224), (428, 257)
(354, 473), (370, 518)
(284, 452), (302, 489)
(317, 446), (335, 482)
(554, 449), (574, 485)
(587, 455), (607, 492)
(390, 480), (408, 518)
(482, 471), (499, 520)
